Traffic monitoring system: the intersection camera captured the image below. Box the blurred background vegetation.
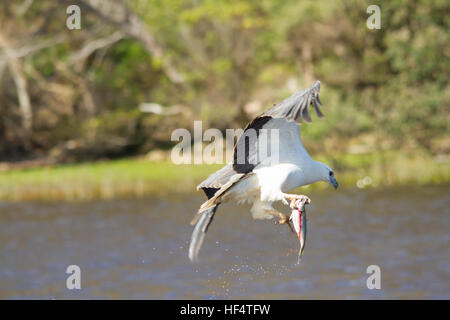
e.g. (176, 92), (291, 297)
(0, 0), (448, 200)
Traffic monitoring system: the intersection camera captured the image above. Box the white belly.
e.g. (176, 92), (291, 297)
(253, 163), (304, 202)
(220, 118), (314, 204)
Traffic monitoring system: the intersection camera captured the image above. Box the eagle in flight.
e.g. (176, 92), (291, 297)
(189, 81), (339, 262)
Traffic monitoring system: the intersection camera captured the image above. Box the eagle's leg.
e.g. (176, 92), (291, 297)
(283, 194), (311, 208)
(268, 210), (296, 234)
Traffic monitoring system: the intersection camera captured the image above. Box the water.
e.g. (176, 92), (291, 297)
(0, 186), (449, 299)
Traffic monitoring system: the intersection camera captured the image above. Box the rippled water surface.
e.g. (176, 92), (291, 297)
(0, 186), (449, 299)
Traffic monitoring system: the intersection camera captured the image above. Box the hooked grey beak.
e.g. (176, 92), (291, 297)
(330, 176), (339, 189)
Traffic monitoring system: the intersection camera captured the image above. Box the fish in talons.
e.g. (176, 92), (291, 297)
(289, 197), (310, 264)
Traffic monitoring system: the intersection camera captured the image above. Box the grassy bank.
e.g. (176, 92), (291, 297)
(0, 152), (448, 202)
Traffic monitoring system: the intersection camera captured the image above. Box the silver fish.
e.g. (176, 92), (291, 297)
(289, 199), (308, 264)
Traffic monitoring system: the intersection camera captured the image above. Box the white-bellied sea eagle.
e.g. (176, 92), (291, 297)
(189, 81), (338, 262)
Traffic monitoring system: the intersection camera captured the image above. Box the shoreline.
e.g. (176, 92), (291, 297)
(0, 152), (448, 202)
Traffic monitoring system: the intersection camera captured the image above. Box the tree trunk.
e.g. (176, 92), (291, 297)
(0, 33), (33, 143)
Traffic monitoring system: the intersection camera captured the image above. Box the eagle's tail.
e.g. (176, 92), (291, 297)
(188, 204), (218, 263)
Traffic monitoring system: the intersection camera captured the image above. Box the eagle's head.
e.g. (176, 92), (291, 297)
(328, 169), (339, 189)
(317, 162), (339, 189)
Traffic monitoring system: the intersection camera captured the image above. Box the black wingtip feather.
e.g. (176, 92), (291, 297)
(293, 81), (323, 123)
(302, 95), (313, 123)
(313, 99), (324, 118)
(316, 94), (322, 106)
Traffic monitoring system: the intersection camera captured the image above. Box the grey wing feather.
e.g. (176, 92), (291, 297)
(196, 163), (237, 190)
(189, 172), (247, 261)
(262, 80), (323, 125)
(188, 204), (218, 263)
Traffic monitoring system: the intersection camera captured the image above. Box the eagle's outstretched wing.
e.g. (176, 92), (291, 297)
(196, 81), (324, 194)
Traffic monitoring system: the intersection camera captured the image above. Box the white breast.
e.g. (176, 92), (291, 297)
(252, 118), (315, 201)
(225, 118), (316, 204)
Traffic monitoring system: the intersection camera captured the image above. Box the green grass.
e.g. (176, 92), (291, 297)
(0, 159), (221, 201)
(0, 152), (448, 201)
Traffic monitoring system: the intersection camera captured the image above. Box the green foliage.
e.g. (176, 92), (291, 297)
(0, 0), (448, 160)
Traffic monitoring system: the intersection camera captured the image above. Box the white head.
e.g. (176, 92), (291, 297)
(312, 161), (339, 189)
